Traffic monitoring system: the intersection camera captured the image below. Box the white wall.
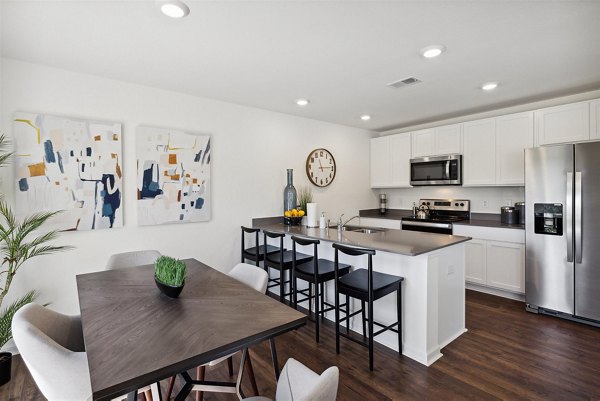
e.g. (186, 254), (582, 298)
(0, 58), (376, 314)
(378, 186), (524, 214)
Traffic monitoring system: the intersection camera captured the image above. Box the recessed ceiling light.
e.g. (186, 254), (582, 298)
(482, 82), (499, 91)
(296, 99), (310, 106)
(420, 45), (446, 58)
(360, 115), (371, 121)
(157, 0), (190, 18)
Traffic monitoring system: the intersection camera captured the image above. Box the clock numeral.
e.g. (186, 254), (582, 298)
(326, 177), (329, 183)
(320, 178), (323, 185)
(311, 157), (314, 163)
(310, 171), (314, 177)
(320, 151), (323, 157)
(314, 152), (318, 158)
(330, 173), (332, 178)
(330, 159), (333, 164)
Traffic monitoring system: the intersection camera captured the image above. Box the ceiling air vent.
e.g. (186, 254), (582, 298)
(387, 77), (422, 89)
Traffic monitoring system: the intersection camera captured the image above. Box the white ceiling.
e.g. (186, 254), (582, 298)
(2, 1), (600, 131)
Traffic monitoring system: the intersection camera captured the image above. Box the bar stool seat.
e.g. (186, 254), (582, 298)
(333, 243), (404, 371)
(241, 226), (282, 267)
(295, 258), (350, 283)
(291, 236), (351, 343)
(338, 269), (401, 300)
(263, 230), (314, 303)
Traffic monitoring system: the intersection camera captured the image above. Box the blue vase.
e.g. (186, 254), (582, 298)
(283, 169), (297, 214)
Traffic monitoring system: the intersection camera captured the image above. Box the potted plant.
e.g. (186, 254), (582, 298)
(0, 134), (71, 386)
(154, 256), (187, 298)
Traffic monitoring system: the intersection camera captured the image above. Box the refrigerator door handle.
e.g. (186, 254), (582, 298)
(575, 171), (582, 263)
(566, 172), (573, 263)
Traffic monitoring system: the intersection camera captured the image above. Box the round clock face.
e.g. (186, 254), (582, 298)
(306, 148), (336, 187)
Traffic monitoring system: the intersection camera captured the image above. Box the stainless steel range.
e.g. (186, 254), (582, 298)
(402, 199), (470, 234)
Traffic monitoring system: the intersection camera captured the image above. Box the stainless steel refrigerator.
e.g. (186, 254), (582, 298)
(525, 142), (600, 325)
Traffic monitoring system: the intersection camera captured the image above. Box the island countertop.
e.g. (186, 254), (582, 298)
(252, 218), (471, 256)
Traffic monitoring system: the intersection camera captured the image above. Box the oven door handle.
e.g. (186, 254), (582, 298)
(401, 220), (452, 230)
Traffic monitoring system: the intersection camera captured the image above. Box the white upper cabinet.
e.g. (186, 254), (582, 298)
(434, 124), (462, 155)
(591, 99), (600, 141)
(390, 133), (411, 187)
(411, 129), (435, 157)
(370, 136), (391, 187)
(411, 125), (461, 157)
(495, 112), (534, 185)
(535, 101), (590, 145)
(463, 118), (496, 186)
(370, 133), (411, 188)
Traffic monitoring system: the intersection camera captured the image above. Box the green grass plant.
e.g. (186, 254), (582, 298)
(155, 256), (186, 287)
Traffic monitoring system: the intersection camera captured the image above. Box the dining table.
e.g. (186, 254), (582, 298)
(77, 258), (307, 401)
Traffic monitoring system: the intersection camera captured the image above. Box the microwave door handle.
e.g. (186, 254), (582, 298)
(575, 171), (582, 263)
(445, 162), (450, 179)
(566, 172), (573, 263)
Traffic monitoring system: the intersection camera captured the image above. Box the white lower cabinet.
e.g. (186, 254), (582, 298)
(464, 239), (486, 285)
(485, 241), (525, 293)
(454, 225), (525, 297)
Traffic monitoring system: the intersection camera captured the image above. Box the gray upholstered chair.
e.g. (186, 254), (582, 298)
(242, 358), (339, 401)
(12, 303), (159, 401)
(105, 249), (162, 270)
(165, 262), (269, 401)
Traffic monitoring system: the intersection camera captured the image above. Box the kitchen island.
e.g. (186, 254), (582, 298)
(252, 218), (471, 366)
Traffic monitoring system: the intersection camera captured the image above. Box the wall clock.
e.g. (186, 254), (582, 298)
(306, 148), (336, 187)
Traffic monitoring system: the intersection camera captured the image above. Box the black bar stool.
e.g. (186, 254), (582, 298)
(290, 236), (352, 343)
(263, 230), (313, 303)
(333, 243), (404, 371)
(241, 226), (280, 267)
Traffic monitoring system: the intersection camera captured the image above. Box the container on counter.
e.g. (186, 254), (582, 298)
(515, 202), (525, 225)
(501, 206), (519, 225)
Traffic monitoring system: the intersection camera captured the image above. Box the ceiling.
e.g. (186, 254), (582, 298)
(2, 1), (600, 132)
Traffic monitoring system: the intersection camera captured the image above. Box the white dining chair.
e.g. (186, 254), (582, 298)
(165, 262), (269, 401)
(105, 250), (162, 270)
(241, 357), (339, 401)
(12, 303), (160, 401)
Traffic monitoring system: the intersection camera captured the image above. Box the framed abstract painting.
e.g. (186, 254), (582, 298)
(13, 112), (123, 231)
(136, 126), (211, 226)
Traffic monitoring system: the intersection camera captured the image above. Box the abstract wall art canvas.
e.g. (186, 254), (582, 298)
(13, 112), (123, 231)
(136, 126), (211, 226)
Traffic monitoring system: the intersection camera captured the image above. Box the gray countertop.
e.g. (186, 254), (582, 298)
(360, 209), (525, 230)
(252, 218), (471, 256)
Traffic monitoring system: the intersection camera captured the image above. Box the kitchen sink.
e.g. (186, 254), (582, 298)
(332, 225), (386, 234)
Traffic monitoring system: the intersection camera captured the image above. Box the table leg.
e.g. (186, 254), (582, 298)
(127, 391), (138, 401)
(269, 338), (280, 380)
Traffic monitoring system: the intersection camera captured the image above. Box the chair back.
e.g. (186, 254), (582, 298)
(12, 304), (92, 401)
(332, 243), (376, 295)
(241, 226), (261, 264)
(263, 230), (285, 265)
(106, 250), (161, 270)
(291, 236), (320, 279)
(275, 358), (339, 401)
(228, 263), (269, 293)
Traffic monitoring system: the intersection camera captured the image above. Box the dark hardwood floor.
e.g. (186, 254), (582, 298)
(3, 290), (600, 400)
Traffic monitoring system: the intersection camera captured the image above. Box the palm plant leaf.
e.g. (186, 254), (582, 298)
(0, 135), (12, 170)
(0, 290), (36, 347)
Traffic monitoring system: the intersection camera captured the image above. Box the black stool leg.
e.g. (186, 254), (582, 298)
(279, 269), (284, 303)
(293, 271), (298, 309)
(315, 281), (320, 343)
(345, 294), (350, 335)
(368, 296), (374, 371)
(320, 282), (325, 321)
(361, 300), (367, 338)
(308, 284), (313, 317)
(335, 290), (340, 354)
(397, 287), (402, 352)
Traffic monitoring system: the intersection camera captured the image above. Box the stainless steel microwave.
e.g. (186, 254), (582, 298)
(410, 154), (462, 186)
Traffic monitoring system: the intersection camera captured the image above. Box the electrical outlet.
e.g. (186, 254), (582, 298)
(482, 200), (488, 208)
(505, 199), (512, 206)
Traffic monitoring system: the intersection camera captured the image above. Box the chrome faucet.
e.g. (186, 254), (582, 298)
(339, 215), (360, 230)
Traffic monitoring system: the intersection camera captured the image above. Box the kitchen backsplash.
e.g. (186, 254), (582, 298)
(376, 186), (524, 214)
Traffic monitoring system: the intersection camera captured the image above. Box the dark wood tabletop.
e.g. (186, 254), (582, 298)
(77, 258), (307, 401)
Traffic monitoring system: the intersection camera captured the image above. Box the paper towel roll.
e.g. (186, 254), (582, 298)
(306, 203), (318, 227)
